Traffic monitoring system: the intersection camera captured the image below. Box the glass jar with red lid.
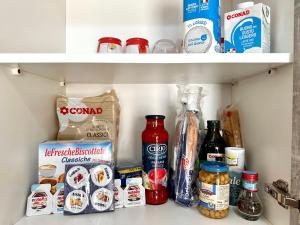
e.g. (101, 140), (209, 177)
(97, 37), (122, 53)
(237, 171), (263, 221)
(142, 115), (169, 205)
(126, 37), (149, 54)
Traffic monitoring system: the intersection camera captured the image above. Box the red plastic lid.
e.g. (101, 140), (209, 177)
(126, 37), (149, 46)
(98, 37), (122, 46)
(242, 170), (258, 182)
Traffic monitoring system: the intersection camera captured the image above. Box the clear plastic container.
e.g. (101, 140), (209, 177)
(125, 38), (149, 54)
(198, 161), (230, 219)
(152, 39), (178, 53)
(97, 37), (122, 53)
(237, 171), (263, 221)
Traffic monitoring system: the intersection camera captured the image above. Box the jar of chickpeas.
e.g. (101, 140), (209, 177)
(198, 161), (230, 219)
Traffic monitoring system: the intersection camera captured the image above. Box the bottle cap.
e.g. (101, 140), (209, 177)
(237, 1), (254, 9)
(242, 170), (258, 181)
(207, 120), (220, 129)
(201, 161), (229, 173)
(145, 115), (165, 120)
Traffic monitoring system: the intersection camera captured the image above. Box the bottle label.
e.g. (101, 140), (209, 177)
(243, 181), (258, 192)
(142, 143), (168, 190)
(199, 182), (229, 210)
(207, 153), (225, 162)
(226, 155), (238, 166)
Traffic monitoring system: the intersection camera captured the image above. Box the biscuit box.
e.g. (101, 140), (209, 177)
(224, 2), (270, 53)
(39, 140), (113, 187)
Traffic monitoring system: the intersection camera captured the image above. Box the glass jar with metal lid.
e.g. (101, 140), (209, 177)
(198, 161), (230, 219)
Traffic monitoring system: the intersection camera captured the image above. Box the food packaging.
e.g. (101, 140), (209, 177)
(114, 179), (124, 208)
(39, 140), (113, 194)
(53, 183), (64, 214)
(64, 163), (115, 215)
(183, 0), (221, 53)
(124, 178), (145, 208)
(229, 170), (243, 206)
(198, 162), (230, 219)
(225, 147), (245, 171)
(174, 85), (204, 207)
(225, 147), (245, 206)
(115, 164), (143, 188)
(56, 90), (120, 160)
(26, 184), (53, 217)
(221, 105), (243, 148)
(224, 2), (270, 53)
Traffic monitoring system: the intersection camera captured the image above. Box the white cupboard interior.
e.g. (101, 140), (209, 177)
(0, 0), (295, 225)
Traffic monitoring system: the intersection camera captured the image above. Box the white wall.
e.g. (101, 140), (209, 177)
(0, 67), (62, 225)
(233, 64), (293, 225)
(0, 0), (65, 53)
(66, 84), (232, 163)
(66, 0), (233, 53)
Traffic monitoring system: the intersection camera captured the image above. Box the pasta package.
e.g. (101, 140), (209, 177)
(221, 105), (243, 148)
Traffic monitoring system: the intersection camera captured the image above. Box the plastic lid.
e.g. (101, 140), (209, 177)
(145, 115), (165, 120)
(242, 170), (258, 181)
(237, 1), (254, 9)
(201, 161), (229, 173)
(207, 120), (220, 128)
(98, 37), (122, 46)
(126, 38), (149, 46)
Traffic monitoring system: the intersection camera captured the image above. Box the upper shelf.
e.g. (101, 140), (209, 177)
(0, 53), (293, 84)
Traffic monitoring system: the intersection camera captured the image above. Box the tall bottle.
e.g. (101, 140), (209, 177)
(199, 120), (226, 163)
(142, 115), (169, 205)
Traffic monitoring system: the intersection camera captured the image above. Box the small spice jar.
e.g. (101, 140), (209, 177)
(97, 37), (122, 53)
(237, 171), (263, 221)
(125, 38), (149, 54)
(198, 161), (230, 219)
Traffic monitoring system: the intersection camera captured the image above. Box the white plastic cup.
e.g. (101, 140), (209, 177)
(225, 147), (245, 171)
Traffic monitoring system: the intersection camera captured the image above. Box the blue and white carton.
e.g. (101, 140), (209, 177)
(224, 2), (270, 53)
(183, 0), (221, 53)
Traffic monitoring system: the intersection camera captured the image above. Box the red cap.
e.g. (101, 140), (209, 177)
(98, 37), (122, 46)
(242, 170), (258, 182)
(126, 38), (149, 46)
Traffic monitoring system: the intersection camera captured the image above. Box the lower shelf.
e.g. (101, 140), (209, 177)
(15, 201), (271, 225)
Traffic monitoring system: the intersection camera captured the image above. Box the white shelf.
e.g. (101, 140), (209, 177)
(15, 201), (271, 225)
(0, 53), (292, 84)
(0, 53), (292, 64)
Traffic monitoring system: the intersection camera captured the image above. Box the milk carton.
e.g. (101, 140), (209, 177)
(224, 2), (270, 53)
(183, 0), (221, 53)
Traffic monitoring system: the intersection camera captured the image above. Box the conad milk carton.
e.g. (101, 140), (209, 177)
(224, 2), (270, 53)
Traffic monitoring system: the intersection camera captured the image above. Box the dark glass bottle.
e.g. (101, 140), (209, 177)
(199, 120), (226, 163)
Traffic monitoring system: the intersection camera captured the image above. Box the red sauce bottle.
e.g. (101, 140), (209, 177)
(142, 115), (169, 205)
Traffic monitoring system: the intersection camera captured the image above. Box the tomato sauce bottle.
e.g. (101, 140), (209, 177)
(142, 115), (169, 205)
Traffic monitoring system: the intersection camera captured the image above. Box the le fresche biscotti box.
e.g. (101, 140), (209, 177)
(38, 141), (113, 187)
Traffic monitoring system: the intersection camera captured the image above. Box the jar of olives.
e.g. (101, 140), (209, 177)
(198, 161), (230, 219)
